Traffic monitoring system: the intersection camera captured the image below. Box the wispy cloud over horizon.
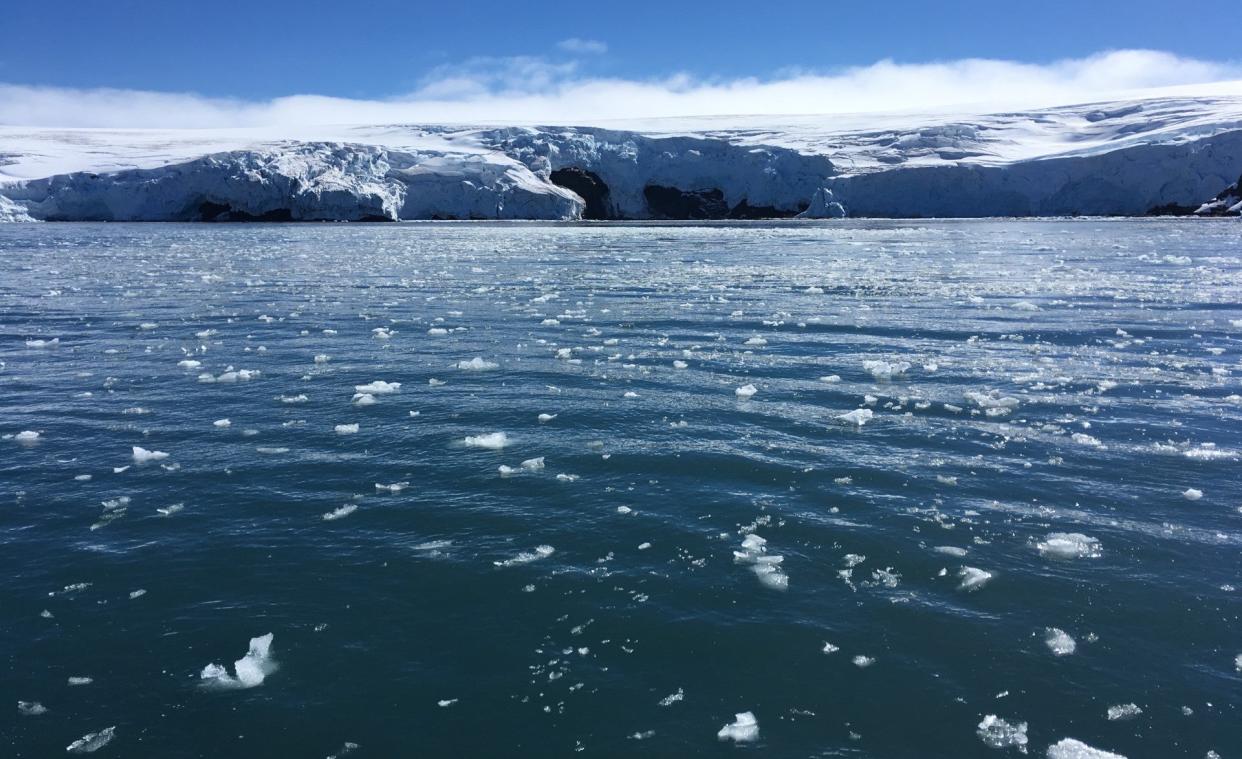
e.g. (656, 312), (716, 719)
(1, 50), (1239, 129)
(556, 38), (608, 55)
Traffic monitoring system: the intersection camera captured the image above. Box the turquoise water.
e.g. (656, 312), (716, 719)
(3, 220), (1241, 758)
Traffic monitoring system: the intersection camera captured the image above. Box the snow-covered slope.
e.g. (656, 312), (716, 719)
(2, 94), (1241, 221)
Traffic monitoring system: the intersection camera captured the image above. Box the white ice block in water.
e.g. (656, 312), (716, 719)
(132, 446), (169, 463)
(457, 357), (499, 371)
(1036, 533), (1101, 559)
(1046, 738), (1127, 759)
(334, 423), (360, 435)
(322, 504), (358, 521)
(735, 384), (758, 398)
(717, 711), (759, 742)
(976, 715), (1028, 751)
(200, 633), (277, 689)
(355, 380), (400, 394)
(464, 432), (509, 449)
(838, 408), (873, 426)
(66, 726), (116, 754)
(15, 430), (41, 443)
(1044, 627), (1077, 656)
(957, 566), (993, 592)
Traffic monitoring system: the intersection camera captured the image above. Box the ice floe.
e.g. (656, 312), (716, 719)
(323, 505), (358, 521)
(735, 384), (758, 398)
(493, 545), (555, 567)
(976, 715), (1029, 752)
(334, 424), (359, 435)
(733, 533), (788, 590)
(457, 357), (498, 371)
(355, 380), (401, 394)
(1106, 703), (1142, 721)
(1036, 533), (1101, 559)
(464, 432), (509, 449)
(1045, 738), (1127, 759)
(837, 409), (874, 426)
(717, 711), (759, 743)
(1044, 628), (1077, 656)
(958, 567), (993, 592)
(200, 633), (277, 689)
(132, 446), (169, 463)
(66, 726), (116, 754)
(18, 700), (48, 716)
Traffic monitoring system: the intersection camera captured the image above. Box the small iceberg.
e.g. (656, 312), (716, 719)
(1036, 533), (1101, 559)
(1046, 738), (1127, 759)
(837, 408), (874, 426)
(355, 380), (401, 394)
(66, 726), (116, 754)
(464, 432), (509, 450)
(1044, 627), (1077, 656)
(717, 711), (759, 743)
(456, 357), (498, 371)
(132, 446), (169, 463)
(735, 384), (758, 398)
(200, 633), (277, 689)
(976, 715), (1028, 752)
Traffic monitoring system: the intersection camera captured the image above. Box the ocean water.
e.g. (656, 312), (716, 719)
(2, 219), (1240, 758)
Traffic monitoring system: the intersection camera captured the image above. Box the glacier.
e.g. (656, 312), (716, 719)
(2, 94), (1241, 221)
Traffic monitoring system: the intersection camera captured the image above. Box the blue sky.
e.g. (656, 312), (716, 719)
(1, 1), (1239, 126)
(5, 0), (1237, 99)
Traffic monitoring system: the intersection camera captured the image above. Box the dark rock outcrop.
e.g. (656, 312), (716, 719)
(643, 185), (730, 219)
(1194, 173), (1242, 216)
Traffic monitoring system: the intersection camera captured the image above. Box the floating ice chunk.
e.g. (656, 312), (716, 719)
(538, 413), (557, 422)
(717, 711), (759, 743)
(958, 567), (993, 592)
(658, 688), (685, 706)
(132, 446), (169, 463)
(735, 384), (758, 398)
(68, 677), (93, 686)
(1106, 703), (1142, 721)
(464, 432), (508, 450)
(428, 327), (448, 336)
(15, 430), (41, 443)
(323, 505), (357, 521)
(976, 715), (1028, 752)
(26, 338), (59, 348)
(375, 482), (408, 493)
(178, 359), (202, 369)
(314, 354), (330, 364)
(733, 534), (788, 590)
(965, 390), (1019, 415)
(156, 503), (183, 516)
(744, 336), (767, 346)
(355, 381), (401, 394)
(1011, 300), (1040, 312)
(837, 409), (873, 426)
(456, 358), (498, 371)
(521, 457), (545, 471)
(623, 391), (639, 398)
(334, 424), (359, 435)
(128, 589), (146, 599)
(18, 700), (48, 716)
(66, 726), (115, 754)
(852, 655), (876, 668)
(200, 633), (277, 689)
(352, 393), (377, 406)
(372, 327), (393, 340)
(1046, 738), (1127, 759)
(935, 546), (969, 557)
(493, 544), (555, 567)
(498, 465), (518, 476)
(1183, 488), (1203, 501)
(673, 360), (688, 369)
(822, 642), (840, 654)
(1071, 433), (1104, 448)
(213, 419), (231, 428)
(556, 473), (578, 482)
(438, 699), (458, 707)
(863, 360), (910, 381)
(1044, 628), (1077, 656)
(819, 375), (841, 383)
(617, 505), (633, 515)
(1036, 533), (1101, 559)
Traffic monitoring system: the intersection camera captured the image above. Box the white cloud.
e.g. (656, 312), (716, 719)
(0, 50), (1238, 129)
(557, 38), (608, 55)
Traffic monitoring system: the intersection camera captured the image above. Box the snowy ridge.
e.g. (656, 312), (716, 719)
(2, 94), (1241, 220)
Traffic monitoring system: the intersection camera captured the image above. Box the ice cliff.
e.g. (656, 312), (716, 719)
(2, 94), (1241, 221)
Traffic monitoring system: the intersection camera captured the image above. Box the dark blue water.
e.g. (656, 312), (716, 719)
(3, 220), (1240, 758)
